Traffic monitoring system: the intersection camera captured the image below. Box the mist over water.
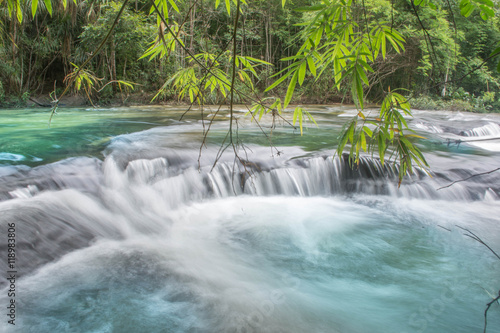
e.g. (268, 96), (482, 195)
(0, 106), (499, 332)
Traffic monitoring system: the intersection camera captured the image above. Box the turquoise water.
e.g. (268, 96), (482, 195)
(0, 107), (186, 166)
(0, 106), (499, 332)
(0, 106), (350, 167)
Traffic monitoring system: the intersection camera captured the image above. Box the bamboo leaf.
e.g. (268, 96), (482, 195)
(259, 105), (265, 120)
(265, 71), (292, 91)
(114, 80), (135, 89)
(348, 122), (355, 142)
(305, 109), (318, 127)
(168, 0), (180, 13)
(32, 0), (39, 17)
(188, 88), (194, 103)
(352, 69), (364, 109)
(361, 132), (367, 151)
(306, 56), (316, 77)
(337, 119), (354, 156)
(314, 27), (323, 46)
(284, 71), (298, 108)
(363, 126), (373, 137)
(378, 132), (386, 164)
(404, 134), (427, 139)
(356, 64), (369, 86)
(7, 0), (13, 18)
(381, 33), (386, 59)
(16, 0), (23, 22)
(243, 56), (273, 65)
(298, 61), (307, 86)
(357, 59), (374, 72)
(386, 35), (400, 53)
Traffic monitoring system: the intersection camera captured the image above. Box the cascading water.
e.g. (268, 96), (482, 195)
(0, 106), (499, 332)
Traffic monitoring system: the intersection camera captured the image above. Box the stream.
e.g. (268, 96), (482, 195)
(0, 105), (499, 332)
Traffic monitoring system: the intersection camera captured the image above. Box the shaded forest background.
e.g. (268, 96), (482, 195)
(1, 0), (500, 110)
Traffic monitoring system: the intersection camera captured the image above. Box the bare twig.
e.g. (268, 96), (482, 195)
(229, 0), (242, 146)
(437, 224), (452, 232)
(410, 1), (440, 84)
(436, 168), (500, 190)
(456, 226), (500, 261)
(49, 0), (130, 125)
(454, 226), (500, 333)
(150, 0), (293, 172)
(484, 291), (500, 333)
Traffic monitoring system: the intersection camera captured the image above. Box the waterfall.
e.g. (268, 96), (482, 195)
(1, 108), (499, 333)
(460, 122), (500, 137)
(2, 151), (497, 205)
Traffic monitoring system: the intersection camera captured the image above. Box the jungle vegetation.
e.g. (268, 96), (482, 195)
(1, 0), (500, 181)
(1, 0), (499, 106)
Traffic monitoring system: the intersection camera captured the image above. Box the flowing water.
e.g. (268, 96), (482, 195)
(0, 105), (499, 333)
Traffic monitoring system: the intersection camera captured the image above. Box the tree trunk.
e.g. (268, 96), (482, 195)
(110, 37), (117, 93)
(441, 67), (449, 97)
(189, 1), (195, 53)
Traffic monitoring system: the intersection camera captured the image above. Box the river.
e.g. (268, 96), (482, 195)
(0, 105), (499, 332)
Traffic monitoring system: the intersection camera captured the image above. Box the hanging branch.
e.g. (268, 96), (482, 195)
(229, 0), (242, 145)
(433, 51), (500, 88)
(454, 226), (500, 333)
(436, 167), (500, 190)
(484, 291), (500, 333)
(456, 226), (500, 260)
(410, 0), (441, 84)
(149, 0), (286, 163)
(444, 0), (458, 61)
(49, 0), (130, 125)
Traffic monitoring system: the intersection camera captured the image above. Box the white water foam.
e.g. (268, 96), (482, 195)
(1, 195), (499, 332)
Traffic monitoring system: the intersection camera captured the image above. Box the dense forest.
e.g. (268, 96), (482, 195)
(1, 0), (500, 111)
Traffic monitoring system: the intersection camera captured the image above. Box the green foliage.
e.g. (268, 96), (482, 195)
(1, 0), (500, 180)
(78, 2), (155, 83)
(264, 0), (405, 111)
(247, 97), (282, 119)
(64, 62), (102, 101)
(259, 0), (430, 179)
(411, 90), (500, 113)
(140, 24), (180, 60)
(458, 0), (495, 20)
(64, 62), (135, 104)
(336, 90), (429, 184)
(154, 50), (270, 104)
(292, 106), (317, 135)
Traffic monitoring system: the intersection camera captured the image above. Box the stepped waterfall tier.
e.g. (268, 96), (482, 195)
(0, 106), (499, 332)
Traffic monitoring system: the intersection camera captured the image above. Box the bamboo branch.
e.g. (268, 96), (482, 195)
(49, 0), (130, 125)
(456, 226), (500, 261)
(484, 291), (500, 333)
(453, 226), (500, 333)
(436, 167), (500, 190)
